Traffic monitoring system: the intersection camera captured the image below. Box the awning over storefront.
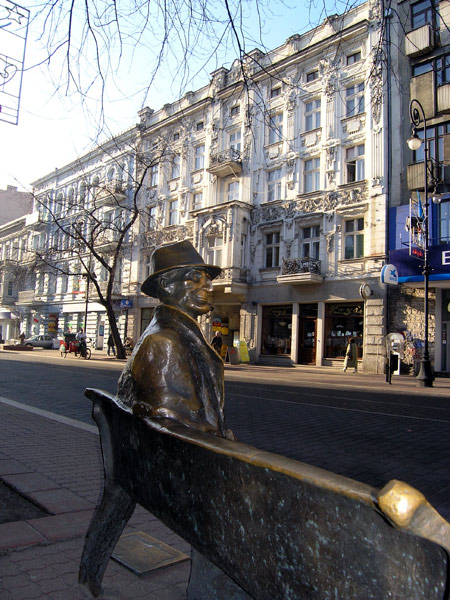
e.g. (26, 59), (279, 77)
(61, 302), (105, 313)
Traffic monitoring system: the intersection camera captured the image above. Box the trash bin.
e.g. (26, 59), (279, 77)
(228, 347), (240, 365)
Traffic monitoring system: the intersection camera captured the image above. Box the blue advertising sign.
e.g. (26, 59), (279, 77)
(389, 244), (450, 283)
(120, 299), (133, 309)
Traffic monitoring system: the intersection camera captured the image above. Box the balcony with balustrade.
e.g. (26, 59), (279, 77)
(95, 180), (127, 206)
(405, 24), (435, 57)
(207, 148), (242, 178)
(276, 257), (323, 285)
(212, 266), (249, 296)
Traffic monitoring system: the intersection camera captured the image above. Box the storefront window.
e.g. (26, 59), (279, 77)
(141, 308), (154, 334)
(261, 305), (292, 355)
(325, 303), (363, 359)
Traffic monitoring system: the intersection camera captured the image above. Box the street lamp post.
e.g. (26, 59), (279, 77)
(407, 99), (435, 388)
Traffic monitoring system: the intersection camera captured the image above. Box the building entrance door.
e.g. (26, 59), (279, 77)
(442, 322), (450, 372)
(298, 318), (316, 364)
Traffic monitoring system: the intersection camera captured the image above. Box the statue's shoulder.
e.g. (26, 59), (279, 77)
(137, 325), (184, 360)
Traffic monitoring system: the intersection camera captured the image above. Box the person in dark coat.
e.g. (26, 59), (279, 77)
(107, 333), (115, 356)
(211, 331), (223, 355)
(117, 240), (234, 440)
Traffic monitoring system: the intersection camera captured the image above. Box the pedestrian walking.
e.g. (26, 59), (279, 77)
(107, 333), (116, 356)
(211, 330), (223, 355)
(343, 337), (358, 373)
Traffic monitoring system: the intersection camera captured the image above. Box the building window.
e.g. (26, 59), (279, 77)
(268, 113), (283, 145)
(411, 123), (450, 179)
(144, 255), (152, 279)
(171, 155), (180, 179)
(412, 60), (433, 77)
(61, 275), (68, 294)
(99, 264), (108, 282)
(265, 231), (280, 268)
(270, 86), (281, 98)
(439, 201), (450, 243)
(7, 280), (13, 296)
(413, 55), (450, 86)
(192, 191), (203, 210)
(148, 205), (157, 229)
(347, 51), (361, 65)
(230, 105), (240, 116)
(412, 0), (434, 29)
(345, 82), (364, 117)
(149, 165), (158, 187)
(240, 233), (247, 268)
(168, 199), (178, 226)
(301, 225), (320, 260)
(305, 99), (321, 131)
(173, 132), (180, 141)
(206, 235), (223, 266)
(306, 70), (318, 82)
(344, 218), (364, 259)
(38, 274), (45, 294)
(346, 144), (365, 182)
(196, 121), (204, 131)
(304, 157), (321, 192)
(227, 181), (239, 202)
(229, 130), (241, 151)
(267, 169), (282, 202)
(195, 145), (205, 170)
(48, 276), (57, 295)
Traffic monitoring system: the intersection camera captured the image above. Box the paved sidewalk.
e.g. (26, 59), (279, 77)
(0, 400), (191, 599)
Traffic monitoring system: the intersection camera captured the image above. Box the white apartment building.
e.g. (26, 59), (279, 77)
(16, 131), (138, 348)
(4, 0), (389, 371)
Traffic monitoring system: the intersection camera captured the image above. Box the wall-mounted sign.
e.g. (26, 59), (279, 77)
(120, 299), (132, 309)
(381, 264), (399, 285)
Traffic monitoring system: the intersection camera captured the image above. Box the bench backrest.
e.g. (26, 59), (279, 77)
(90, 389), (449, 600)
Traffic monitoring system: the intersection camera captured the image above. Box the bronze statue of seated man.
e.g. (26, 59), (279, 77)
(117, 240), (235, 440)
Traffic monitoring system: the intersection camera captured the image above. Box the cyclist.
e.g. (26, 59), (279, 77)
(76, 328), (88, 357)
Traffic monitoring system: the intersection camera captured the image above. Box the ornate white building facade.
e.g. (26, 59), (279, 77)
(131, 0), (387, 371)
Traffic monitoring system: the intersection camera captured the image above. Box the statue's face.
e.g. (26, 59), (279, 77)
(165, 268), (213, 318)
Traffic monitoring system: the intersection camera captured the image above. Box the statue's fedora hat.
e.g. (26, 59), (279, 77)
(141, 240), (222, 297)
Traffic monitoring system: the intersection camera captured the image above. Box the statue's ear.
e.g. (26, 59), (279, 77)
(158, 274), (175, 294)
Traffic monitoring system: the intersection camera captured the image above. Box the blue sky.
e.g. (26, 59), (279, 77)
(0, 0), (362, 191)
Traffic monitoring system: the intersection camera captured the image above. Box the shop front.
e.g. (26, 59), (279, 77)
(261, 305), (292, 356)
(325, 302), (364, 360)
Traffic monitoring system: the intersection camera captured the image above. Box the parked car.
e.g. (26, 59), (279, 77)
(24, 335), (54, 349)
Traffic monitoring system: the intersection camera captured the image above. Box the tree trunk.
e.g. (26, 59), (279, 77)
(105, 303), (126, 359)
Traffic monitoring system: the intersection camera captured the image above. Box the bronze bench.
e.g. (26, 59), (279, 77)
(79, 388), (450, 599)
